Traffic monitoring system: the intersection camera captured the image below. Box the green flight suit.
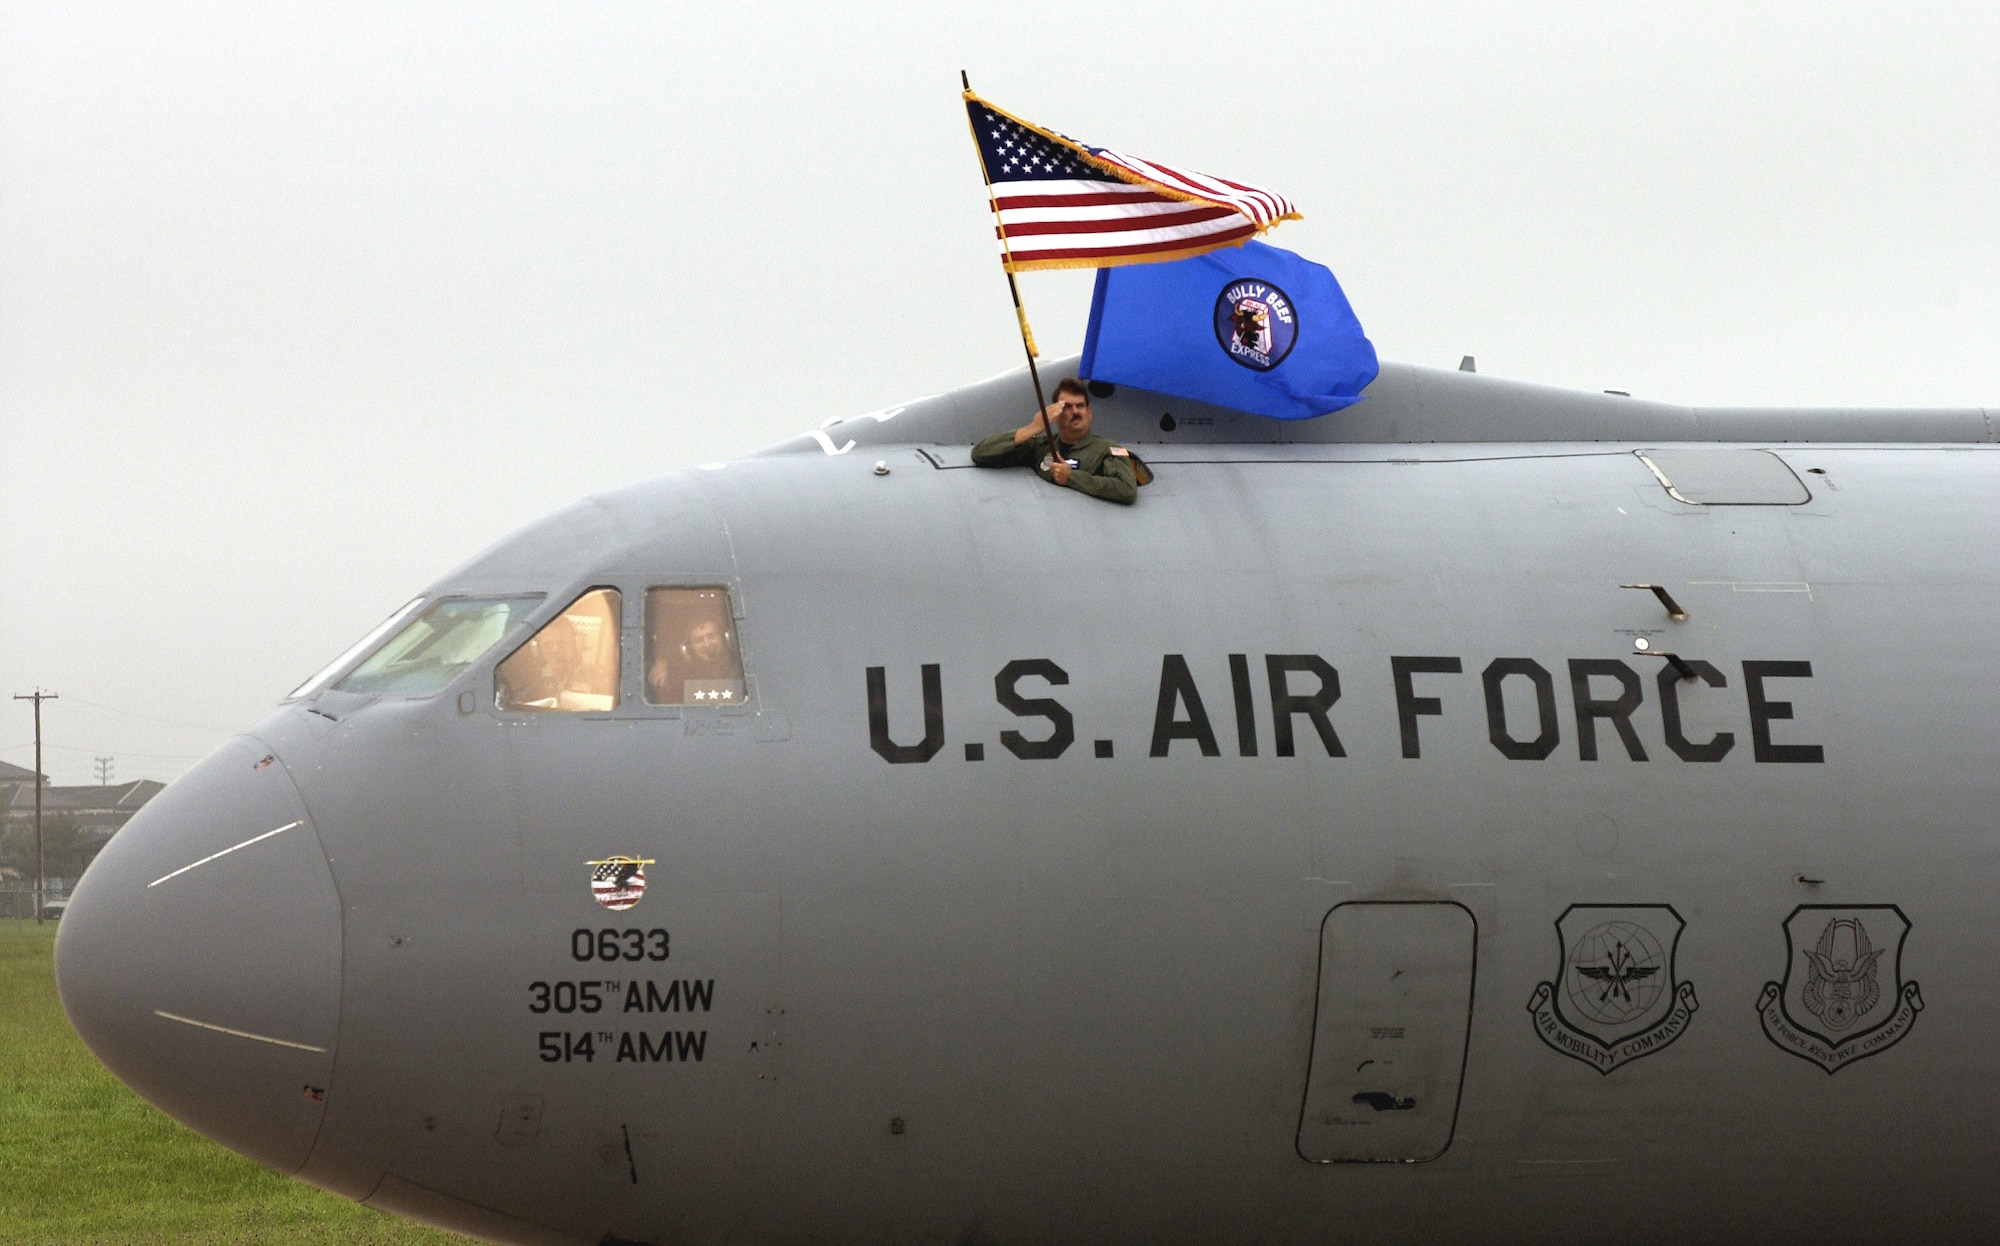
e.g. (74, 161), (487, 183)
(969, 429), (1139, 505)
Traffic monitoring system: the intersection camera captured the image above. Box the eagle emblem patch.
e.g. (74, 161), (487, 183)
(1758, 905), (1922, 1073)
(1528, 904), (1699, 1074)
(587, 856), (655, 912)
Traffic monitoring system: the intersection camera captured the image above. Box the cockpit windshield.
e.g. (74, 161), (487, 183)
(286, 597), (425, 701)
(333, 596), (544, 696)
(495, 588), (622, 712)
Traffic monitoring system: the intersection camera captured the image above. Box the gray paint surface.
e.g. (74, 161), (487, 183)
(55, 360), (2000, 1245)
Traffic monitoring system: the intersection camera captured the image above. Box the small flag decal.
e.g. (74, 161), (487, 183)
(587, 856), (656, 912)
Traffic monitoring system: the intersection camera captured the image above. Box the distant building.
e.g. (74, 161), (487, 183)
(5, 775), (165, 858)
(0, 759), (44, 816)
(0, 763), (162, 912)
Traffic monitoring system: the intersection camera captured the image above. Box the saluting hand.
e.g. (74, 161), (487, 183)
(1013, 405), (1059, 445)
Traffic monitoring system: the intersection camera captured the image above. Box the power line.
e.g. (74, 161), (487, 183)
(53, 694), (237, 734)
(2, 741), (207, 761)
(94, 756), (114, 786)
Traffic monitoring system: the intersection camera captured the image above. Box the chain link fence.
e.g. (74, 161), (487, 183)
(1, 882), (75, 920)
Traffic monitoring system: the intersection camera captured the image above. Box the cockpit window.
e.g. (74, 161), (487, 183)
(333, 596), (544, 696)
(495, 588), (622, 712)
(287, 596), (426, 701)
(645, 587), (745, 706)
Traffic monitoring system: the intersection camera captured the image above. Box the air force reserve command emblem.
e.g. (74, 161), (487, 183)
(1213, 278), (1298, 371)
(1758, 904), (1922, 1074)
(587, 856), (655, 912)
(1528, 904), (1699, 1074)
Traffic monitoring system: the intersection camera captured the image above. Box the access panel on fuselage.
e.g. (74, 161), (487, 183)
(1297, 902), (1475, 1163)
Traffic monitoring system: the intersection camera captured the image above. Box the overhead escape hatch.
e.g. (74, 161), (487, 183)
(1636, 449), (1811, 505)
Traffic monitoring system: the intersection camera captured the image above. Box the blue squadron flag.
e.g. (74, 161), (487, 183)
(964, 92), (1300, 272)
(1079, 239), (1379, 420)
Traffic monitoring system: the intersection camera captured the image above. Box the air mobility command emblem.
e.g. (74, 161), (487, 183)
(1528, 904), (1699, 1074)
(1213, 278), (1298, 371)
(587, 857), (654, 912)
(1758, 905), (1922, 1073)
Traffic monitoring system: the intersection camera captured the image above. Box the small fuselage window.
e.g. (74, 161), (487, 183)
(645, 588), (744, 706)
(496, 588), (622, 712)
(334, 596), (544, 696)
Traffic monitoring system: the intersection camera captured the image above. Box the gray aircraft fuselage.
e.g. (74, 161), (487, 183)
(55, 359), (2000, 1245)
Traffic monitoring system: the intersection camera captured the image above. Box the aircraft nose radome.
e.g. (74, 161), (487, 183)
(55, 736), (341, 1173)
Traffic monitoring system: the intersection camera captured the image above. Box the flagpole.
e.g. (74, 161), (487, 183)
(963, 72), (1058, 456)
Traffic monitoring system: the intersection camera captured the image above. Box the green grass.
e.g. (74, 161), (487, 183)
(0, 921), (473, 1245)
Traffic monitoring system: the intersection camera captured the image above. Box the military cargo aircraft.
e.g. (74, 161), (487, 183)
(54, 356), (2000, 1244)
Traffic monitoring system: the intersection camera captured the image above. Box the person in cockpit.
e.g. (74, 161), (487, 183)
(971, 377), (1138, 504)
(495, 589), (621, 712)
(683, 618), (731, 673)
(496, 614), (581, 710)
(646, 590), (745, 705)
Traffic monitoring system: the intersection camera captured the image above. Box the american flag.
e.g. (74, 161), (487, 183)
(965, 94), (1300, 271)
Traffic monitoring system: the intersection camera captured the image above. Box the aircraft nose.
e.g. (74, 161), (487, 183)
(55, 736), (342, 1173)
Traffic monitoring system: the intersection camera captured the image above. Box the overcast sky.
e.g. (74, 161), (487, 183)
(4, 2), (1996, 785)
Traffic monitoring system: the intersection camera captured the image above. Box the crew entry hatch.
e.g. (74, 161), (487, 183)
(1297, 902), (1476, 1163)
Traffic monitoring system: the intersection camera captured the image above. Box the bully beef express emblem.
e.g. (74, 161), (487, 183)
(1528, 904), (1699, 1074)
(1758, 905), (1923, 1074)
(587, 856), (654, 912)
(1213, 278), (1298, 371)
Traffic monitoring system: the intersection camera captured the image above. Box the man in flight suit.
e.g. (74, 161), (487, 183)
(971, 377), (1138, 504)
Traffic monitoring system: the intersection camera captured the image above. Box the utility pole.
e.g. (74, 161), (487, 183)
(13, 690), (57, 924)
(94, 756), (113, 787)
